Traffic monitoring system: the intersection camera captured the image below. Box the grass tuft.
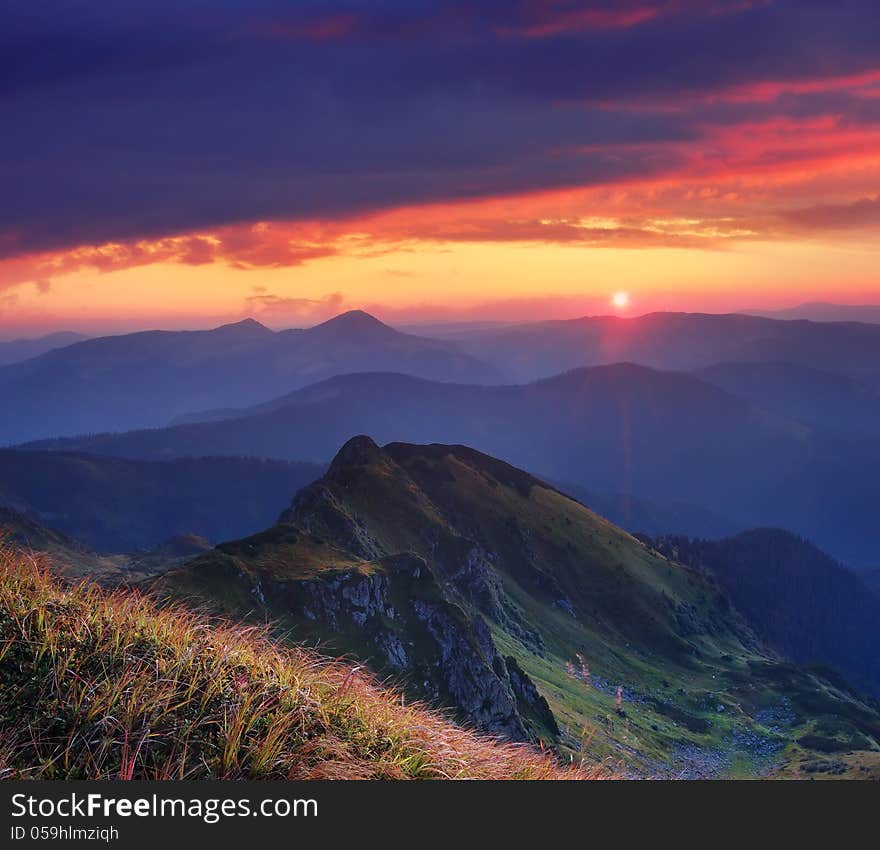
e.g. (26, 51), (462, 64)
(0, 547), (606, 780)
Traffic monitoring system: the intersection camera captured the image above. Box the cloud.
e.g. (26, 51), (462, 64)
(2, 0), (880, 264)
(243, 291), (348, 324)
(0, 224), (347, 293)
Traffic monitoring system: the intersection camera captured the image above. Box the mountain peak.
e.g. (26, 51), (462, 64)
(309, 310), (396, 337)
(328, 435), (384, 474)
(211, 317), (273, 337)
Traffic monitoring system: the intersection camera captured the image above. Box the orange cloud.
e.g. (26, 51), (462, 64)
(4, 106), (880, 306)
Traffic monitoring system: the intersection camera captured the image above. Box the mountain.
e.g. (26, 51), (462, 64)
(11, 311), (880, 445)
(454, 312), (880, 386)
(0, 331), (86, 367)
(35, 365), (880, 567)
(0, 450), (322, 553)
(160, 438), (880, 777)
(555, 483), (742, 540)
(0, 548), (583, 780)
(0, 311), (499, 445)
(642, 530), (880, 698)
(696, 362), (880, 437)
(742, 302), (880, 324)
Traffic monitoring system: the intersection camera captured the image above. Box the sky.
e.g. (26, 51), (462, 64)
(2, 0), (880, 336)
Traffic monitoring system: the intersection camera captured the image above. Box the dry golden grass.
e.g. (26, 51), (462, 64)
(0, 547), (608, 780)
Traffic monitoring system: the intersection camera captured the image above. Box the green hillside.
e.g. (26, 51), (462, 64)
(163, 437), (880, 777)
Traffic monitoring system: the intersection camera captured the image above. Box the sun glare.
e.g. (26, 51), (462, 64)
(612, 291), (630, 309)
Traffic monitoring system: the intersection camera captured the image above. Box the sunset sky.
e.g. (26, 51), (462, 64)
(3, 0), (880, 336)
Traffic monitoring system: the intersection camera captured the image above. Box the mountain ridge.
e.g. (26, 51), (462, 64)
(0, 311), (500, 445)
(0, 331), (87, 367)
(161, 436), (880, 776)
(32, 363), (880, 567)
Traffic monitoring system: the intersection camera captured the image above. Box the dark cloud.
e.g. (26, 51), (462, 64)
(1, 1), (879, 259)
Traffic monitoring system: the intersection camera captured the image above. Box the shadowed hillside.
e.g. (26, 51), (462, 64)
(642, 530), (880, 698)
(0, 450), (323, 552)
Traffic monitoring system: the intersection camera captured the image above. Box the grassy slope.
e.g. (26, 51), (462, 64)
(166, 440), (880, 778)
(0, 548), (593, 780)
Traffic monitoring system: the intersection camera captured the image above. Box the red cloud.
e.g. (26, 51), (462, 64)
(4, 103), (880, 296)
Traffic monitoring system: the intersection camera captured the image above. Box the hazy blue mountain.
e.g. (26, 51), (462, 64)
(696, 361), (880, 438)
(0, 449), (322, 552)
(0, 331), (86, 366)
(555, 483), (743, 540)
(742, 302), (880, 324)
(454, 311), (880, 386)
(0, 311), (500, 445)
(30, 365), (880, 567)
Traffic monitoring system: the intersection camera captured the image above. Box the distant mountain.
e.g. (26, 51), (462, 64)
(34, 364), (880, 567)
(0, 450), (322, 552)
(455, 311), (880, 386)
(0, 331), (86, 366)
(556, 483), (743, 540)
(162, 438), (880, 775)
(0, 506), (210, 582)
(0, 311), (500, 445)
(742, 302), (880, 324)
(696, 361), (880, 437)
(643, 530), (880, 698)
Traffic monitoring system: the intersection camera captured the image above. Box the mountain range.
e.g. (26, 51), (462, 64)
(741, 302), (880, 324)
(8, 310), (880, 448)
(4, 306), (880, 778)
(0, 311), (499, 445)
(5, 432), (880, 776)
(156, 437), (880, 777)
(31, 364), (880, 567)
(0, 331), (86, 367)
(0, 449), (322, 553)
(453, 311), (880, 387)
(695, 362), (880, 438)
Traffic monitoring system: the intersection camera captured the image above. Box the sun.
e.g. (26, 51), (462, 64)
(612, 291), (630, 309)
